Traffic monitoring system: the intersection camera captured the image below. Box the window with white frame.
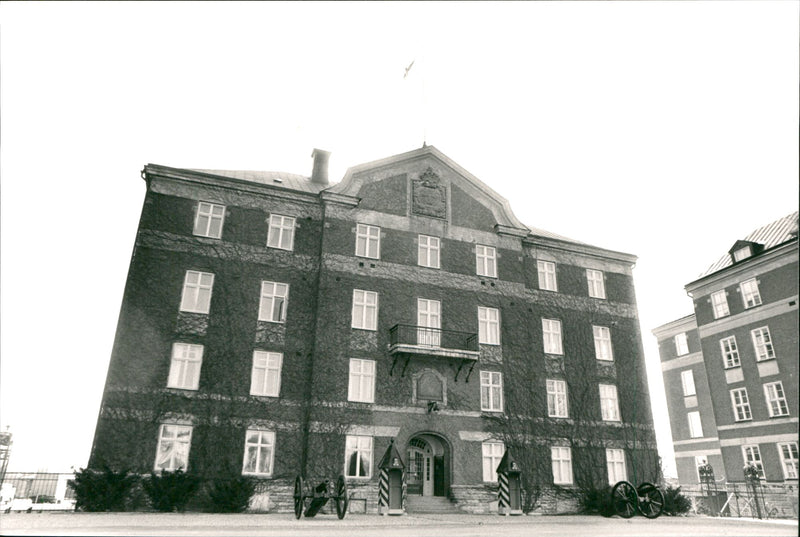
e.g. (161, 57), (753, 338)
(740, 278), (762, 309)
(258, 281), (289, 323)
(537, 260), (557, 291)
(742, 445), (764, 479)
(542, 319), (563, 355)
(730, 388), (752, 421)
(688, 411), (703, 438)
(547, 379), (569, 418)
(418, 235), (440, 269)
(250, 351), (282, 397)
(267, 214), (296, 251)
(167, 343), (203, 390)
(478, 307), (500, 345)
(599, 384), (620, 422)
(606, 448), (627, 485)
(586, 269), (606, 299)
(480, 371), (503, 412)
(344, 435), (372, 478)
(348, 359), (375, 403)
(733, 246), (752, 262)
(751, 327), (775, 361)
(681, 370), (696, 397)
(475, 245), (497, 278)
(355, 224), (380, 259)
(482, 441), (504, 482)
(674, 332), (689, 356)
(154, 424), (192, 472)
(551, 446), (573, 485)
(351, 290), (378, 330)
(193, 202), (225, 239)
(778, 442), (799, 480)
(720, 336), (740, 368)
(764, 381), (789, 417)
(711, 290), (730, 319)
(593, 326), (613, 361)
(180, 270), (214, 314)
(242, 429), (275, 476)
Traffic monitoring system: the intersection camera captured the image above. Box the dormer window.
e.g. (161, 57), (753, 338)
(728, 240), (761, 264)
(733, 246), (751, 262)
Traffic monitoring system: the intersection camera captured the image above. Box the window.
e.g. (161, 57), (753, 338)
(418, 235), (440, 268)
(167, 343), (203, 390)
(599, 384), (620, 422)
(259, 281), (289, 323)
(542, 319), (563, 355)
(267, 214), (295, 251)
(154, 424), (192, 472)
(742, 445), (764, 479)
(180, 270), (214, 314)
(733, 246), (752, 262)
(250, 351), (282, 397)
(417, 298), (441, 346)
(674, 332), (689, 356)
(482, 441), (504, 482)
(778, 442), (799, 479)
(751, 327), (775, 361)
(193, 202), (225, 239)
(547, 379), (569, 418)
(730, 388), (752, 421)
(475, 245), (497, 278)
(764, 382), (789, 417)
(681, 370), (696, 397)
(537, 260), (557, 291)
(606, 448), (627, 485)
(355, 224), (380, 259)
(344, 435), (372, 478)
(480, 371), (503, 412)
(351, 290), (378, 330)
(593, 326), (613, 361)
(688, 411), (703, 438)
(551, 447), (573, 485)
(586, 269), (606, 299)
(348, 359), (375, 403)
(478, 307), (500, 345)
(740, 278), (762, 308)
(720, 336), (740, 368)
(242, 429), (275, 476)
(711, 290), (730, 319)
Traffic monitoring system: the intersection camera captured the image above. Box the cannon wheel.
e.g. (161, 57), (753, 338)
(636, 482), (665, 519)
(334, 475), (349, 519)
(611, 480), (638, 518)
(293, 475), (304, 519)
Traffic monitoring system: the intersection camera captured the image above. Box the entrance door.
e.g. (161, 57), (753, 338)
(417, 299), (441, 347)
(407, 438), (434, 496)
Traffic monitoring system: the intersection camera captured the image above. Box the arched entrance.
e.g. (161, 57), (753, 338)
(406, 433), (449, 497)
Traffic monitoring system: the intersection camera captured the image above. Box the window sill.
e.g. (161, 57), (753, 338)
(258, 319), (286, 325)
(769, 414), (791, 419)
(351, 327), (377, 332)
(345, 475), (372, 481)
(250, 393), (279, 399)
(165, 386), (199, 392)
(596, 358), (614, 363)
(481, 409), (504, 415)
(242, 472), (273, 478)
(266, 245), (294, 252)
(724, 365), (742, 371)
(755, 358), (776, 363)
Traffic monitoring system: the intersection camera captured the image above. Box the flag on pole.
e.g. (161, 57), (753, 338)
(404, 60), (415, 79)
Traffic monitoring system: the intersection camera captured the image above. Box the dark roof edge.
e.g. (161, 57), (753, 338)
(524, 234), (638, 265)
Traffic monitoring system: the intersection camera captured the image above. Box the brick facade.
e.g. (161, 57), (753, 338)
(91, 146), (657, 513)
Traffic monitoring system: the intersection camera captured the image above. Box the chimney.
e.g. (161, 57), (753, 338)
(311, 148), (331, 186)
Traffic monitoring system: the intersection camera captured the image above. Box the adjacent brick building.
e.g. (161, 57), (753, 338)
(91, 145), (658, 513)
(654, 212), (799, 488)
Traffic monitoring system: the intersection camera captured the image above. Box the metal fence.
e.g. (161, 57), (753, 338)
(1, 472), (75, 503)
(681, 481), (798, 519)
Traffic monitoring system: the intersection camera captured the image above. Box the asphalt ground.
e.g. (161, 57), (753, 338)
(0, 513), (797, 537)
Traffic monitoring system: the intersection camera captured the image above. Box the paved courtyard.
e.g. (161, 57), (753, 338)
(0, 512), (797, 537)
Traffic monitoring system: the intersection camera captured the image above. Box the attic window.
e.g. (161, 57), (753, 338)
(733, 246), (752, 262)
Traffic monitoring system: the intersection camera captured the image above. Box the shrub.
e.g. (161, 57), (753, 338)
(662, 486), (692, 516)
(143, 470), (201, 512)
(204, 476), (256, 513)
(69, 466), (139, 512)
(578, 485), (615, 517)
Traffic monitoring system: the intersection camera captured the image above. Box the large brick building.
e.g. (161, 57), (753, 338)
(653, 212), (798, 488)
(91, 145), (658, 513)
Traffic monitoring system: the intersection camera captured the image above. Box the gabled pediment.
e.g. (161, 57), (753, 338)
(325, 145), (529, 235)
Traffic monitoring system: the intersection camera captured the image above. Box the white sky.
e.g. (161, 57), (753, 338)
(1, 2), (797, 475)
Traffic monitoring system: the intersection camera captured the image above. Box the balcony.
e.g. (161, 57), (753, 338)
(388, 324), (480, 381)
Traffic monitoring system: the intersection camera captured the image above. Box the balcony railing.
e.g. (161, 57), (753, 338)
(388, 324), (479, 381)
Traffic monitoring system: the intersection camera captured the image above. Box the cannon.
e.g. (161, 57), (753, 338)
(293, 475), (349, 519)
(611, 481), (665, 519)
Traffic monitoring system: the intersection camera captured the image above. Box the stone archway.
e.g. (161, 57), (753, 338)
(406, 432), (450, 497)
